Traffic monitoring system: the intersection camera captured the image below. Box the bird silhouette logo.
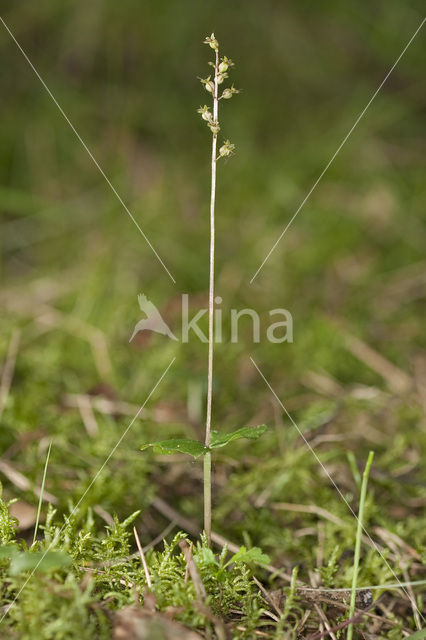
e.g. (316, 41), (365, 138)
(129, 294), (178, 342)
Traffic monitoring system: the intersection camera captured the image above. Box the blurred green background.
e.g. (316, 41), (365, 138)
(0, 1), (425, 564)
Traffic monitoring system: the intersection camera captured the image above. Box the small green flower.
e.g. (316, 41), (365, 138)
(221, 85), (239, 100)
(219, 56), (233, 74)
(204, 33), (219, 51)
(199, 76), (215, 93)
(209, 121), (221, 136)
(197, 105), (213, 122)
(218, 139), (235, 158)
(206, 82), (215, 93)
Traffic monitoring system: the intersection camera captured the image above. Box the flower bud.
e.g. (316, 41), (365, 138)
(209, 121), (220, 136)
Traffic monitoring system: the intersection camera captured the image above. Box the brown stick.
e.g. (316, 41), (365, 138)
(307, 607), (367, 639)
(133, 527), (152, 589)
(0, 330), (20, 421)
(179, 540), (206, 601)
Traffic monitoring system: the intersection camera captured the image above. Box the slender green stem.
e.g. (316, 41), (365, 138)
(33, 440), (52, 545)
(204, 47), (219, 545)
(347, 450), (374, 640)
(203, 451), (212, 544)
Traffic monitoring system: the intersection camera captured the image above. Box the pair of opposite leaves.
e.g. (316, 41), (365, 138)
(141, 425), (267, 459)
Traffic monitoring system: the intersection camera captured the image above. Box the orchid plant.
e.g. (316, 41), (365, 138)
(141, 34), (266, 545)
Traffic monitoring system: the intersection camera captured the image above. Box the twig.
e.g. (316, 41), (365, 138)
(272, 502), (346, 527)
(179, 540), (206, 601)
(343, 332), (412, 394)
(34, 304), (113, 381)
(93, 505), (115, 527)
(307, 607), (369, 640)
(402, 565), (422, 630)
(316, 521), (325, 570)
(64, 393), (145, 419)
(0, 459), (57, 504)
(193, 601), (228, 640)
(373, 526), (421, 561)
(314, 604), (337, 640)
(76, 394), (99, 437)
(0, 329), (20, 421)
(252, 576), (282, 620)
(133, 527), (152, 589)
(272, 501), (384, 554)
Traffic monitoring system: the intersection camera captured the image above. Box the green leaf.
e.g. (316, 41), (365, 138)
(226, 546), (270, 567)
(210, 425), (267, 449)
(140, 427), (268, 458)
(405, 631), (426, 640)
(9, 551), (72, 575)
(194, 547), (218, 567)
(141, 439), (207, 459)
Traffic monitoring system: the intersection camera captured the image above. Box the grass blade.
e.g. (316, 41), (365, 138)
(33, 441), (52, 545)
(347, 450), (374, 640)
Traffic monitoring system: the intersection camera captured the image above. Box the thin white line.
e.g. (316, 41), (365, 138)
(0, 16), (176, 284)
(302, 580), (426, 592)
(249, 356), (425, 623)
(0, 357), (175, 623)
(250, 17), (426, 283)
